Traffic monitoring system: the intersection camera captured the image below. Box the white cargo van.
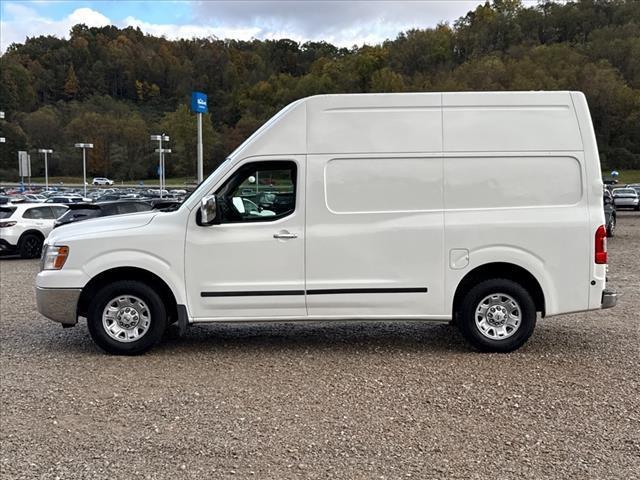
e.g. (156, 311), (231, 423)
(36, 92), (617, 355)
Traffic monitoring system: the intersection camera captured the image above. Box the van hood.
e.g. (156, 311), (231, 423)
(47, 211), (157, 244)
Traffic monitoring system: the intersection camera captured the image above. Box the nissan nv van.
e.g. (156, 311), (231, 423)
(36, 92), (617, 354)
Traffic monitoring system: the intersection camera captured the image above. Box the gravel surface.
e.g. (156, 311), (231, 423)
(1, 214), (639, 480)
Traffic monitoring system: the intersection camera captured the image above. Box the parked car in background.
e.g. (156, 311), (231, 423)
(95, 194), (124, 202)
(612, 188), (640, 210)
(45, 195), (91, 204)
(0, 203), (68, 258)
(22, 194), (47, 203)
(145, 189), (169, 198)
(603, 189), (616, 237)
(92, 177), (114, 186)
(626, 184), (640, 196)
(54, 200), (155, 228)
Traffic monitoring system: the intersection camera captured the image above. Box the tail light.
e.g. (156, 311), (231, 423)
(595, 225), (607, 264)
(0, 221), (17, 228)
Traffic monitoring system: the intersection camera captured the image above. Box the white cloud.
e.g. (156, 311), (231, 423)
(67, 7), (111, 28)
(189, 0), (542, 46)
(119, 1), (476, 49)
(191, 0), (488, 45)
(121, 16), (261, 41)
(1, 1), (542, 53)
(0, 5), (111, 52)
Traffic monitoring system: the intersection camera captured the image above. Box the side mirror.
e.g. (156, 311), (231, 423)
(200, 194), (218, 225)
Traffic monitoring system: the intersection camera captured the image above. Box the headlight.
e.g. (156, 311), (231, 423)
(42, 245), (69, 270)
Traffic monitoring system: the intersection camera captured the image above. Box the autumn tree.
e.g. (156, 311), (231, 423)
(64, 65), (79, 99)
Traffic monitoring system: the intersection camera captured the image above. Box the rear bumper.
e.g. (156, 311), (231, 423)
(614, 201), (639, 208)
(36, 286), (81, 326)
(601, 289), (618, 309)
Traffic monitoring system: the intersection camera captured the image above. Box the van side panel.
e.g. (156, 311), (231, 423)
(305, 153), (445, 317)
(443, 92), (590, 316)
(307, 93), (442, 154)
(445, 156), (583, 209)
(304, 94), (446, 318)
(443, 91), (583, 152)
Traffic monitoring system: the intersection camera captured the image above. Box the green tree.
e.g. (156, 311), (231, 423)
(160, 104), (220, 178)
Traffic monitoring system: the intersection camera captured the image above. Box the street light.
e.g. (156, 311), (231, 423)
(74, 143), (93, 197)
(150, 134), (169, 198)
(154, 148), (172, 198)
(38, 149), (53, 191)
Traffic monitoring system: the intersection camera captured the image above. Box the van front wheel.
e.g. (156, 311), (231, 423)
(458, 279), (536, 352)
(87, 280), (167, 355)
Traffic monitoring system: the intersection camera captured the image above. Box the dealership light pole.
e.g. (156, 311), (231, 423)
(155, 147), (171, 197)
(151, 134), (169, 198)
(38, 149), (53, 191)
(74, 143), (93, 197)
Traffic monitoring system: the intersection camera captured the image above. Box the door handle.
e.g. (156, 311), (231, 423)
(273, 230), (298, 239)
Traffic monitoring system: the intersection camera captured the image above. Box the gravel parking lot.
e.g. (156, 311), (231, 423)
(1, 214), (639, 480)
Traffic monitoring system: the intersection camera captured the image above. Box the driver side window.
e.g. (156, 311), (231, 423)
(216, 161), (296, 223)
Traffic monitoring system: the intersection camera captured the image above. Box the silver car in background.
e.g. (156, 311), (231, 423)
(612, 188), (640, 210)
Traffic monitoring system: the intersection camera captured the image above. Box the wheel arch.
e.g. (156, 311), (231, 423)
(18, 229), (45, 243)
(452, 262), (546, 319)
(77, 266), (178, 323)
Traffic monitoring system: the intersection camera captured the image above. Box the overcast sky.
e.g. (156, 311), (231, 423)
(0, 1), (537, 53)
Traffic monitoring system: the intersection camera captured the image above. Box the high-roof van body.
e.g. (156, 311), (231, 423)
(36, 92), (616, 354)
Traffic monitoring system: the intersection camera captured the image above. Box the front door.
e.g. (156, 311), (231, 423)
(184, 157), (306, 320)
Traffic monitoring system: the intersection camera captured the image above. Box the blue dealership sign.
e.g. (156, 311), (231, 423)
(191, 92), (208, 113)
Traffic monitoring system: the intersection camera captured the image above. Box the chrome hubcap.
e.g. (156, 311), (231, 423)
(102, 295), (151, 343)
(475, 293), (521, 340)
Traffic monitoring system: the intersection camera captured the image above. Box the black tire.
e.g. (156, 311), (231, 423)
(87, 280), (167, 355)
(457, 278), (536, 353)
(18, 233), (43, 259)
(607, 215), (616, 237)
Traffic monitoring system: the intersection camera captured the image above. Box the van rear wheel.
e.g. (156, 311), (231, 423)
(458, 278), (536, 352)
(87, 280), (167, 355)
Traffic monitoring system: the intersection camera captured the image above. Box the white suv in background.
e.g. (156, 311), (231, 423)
(0, 204), (68, 258)
(92, 177), (114, 186)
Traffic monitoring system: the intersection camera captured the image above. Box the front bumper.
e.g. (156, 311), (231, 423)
(601, 289), (618, 309)
(36, 286), (81, 326)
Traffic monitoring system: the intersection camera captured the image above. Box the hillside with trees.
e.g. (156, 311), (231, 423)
(1, 0), (639, 181)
